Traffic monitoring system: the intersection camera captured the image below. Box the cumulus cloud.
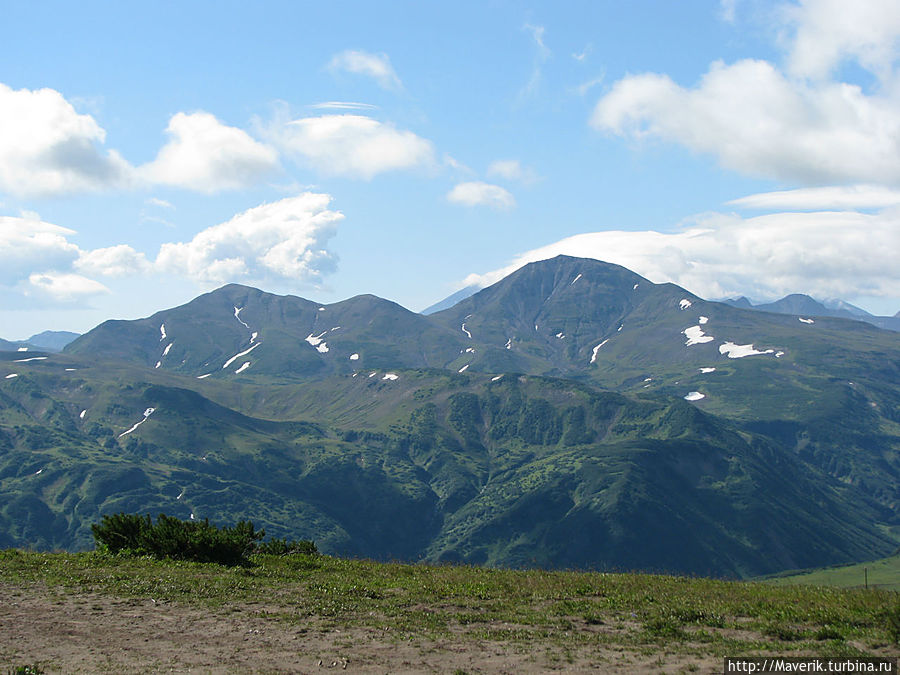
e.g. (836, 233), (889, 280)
(461, 209), (900, 304)
(75, 245), (152, 277)
(0, 83), (132, 197)
(23, 272), (109, 304)
(267, 114), (435, 179)
(592, 58), (900, 185)
(447, 182), (516, 210)
(729, 185), (900, 210)
(0, 216), (81, 285)
(140, 112), (279, 192)
(155, 193), (342, 285)
(783, 0), (900, 82)
(328, 50), (403, 91)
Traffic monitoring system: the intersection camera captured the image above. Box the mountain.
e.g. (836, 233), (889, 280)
(3, 256), (899, 577)
(724, 293), (900, 332)
(421, 284), (480, 315)
(26, 330), (81, 352)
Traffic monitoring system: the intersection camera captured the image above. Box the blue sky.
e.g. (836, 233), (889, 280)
(2, 0), (899, 338)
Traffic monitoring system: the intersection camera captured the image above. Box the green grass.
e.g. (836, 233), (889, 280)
(764, 553), (900, 591)
(2, 548), (898, 659)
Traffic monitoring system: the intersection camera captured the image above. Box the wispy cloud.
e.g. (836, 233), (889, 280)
(328, 50), (403, 91)
(518, 24), (551, 100)
(309, 101), (379, 111)
(729, 185), (900, 210)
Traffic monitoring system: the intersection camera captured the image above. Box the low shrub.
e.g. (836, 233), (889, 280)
(92, 513), (263, 566)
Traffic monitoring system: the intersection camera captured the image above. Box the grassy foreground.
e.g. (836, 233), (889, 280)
(1, 549), (898, 672)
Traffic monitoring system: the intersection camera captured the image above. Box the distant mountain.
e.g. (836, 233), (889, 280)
(0, 331), (80, 353)
(723, 293), (900, 332)
(26, 331), (80, 352)
(3, 255), (899, 577)
(421, 284), (480, 315)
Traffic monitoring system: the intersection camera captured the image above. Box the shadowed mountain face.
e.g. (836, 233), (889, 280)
(2, 256), (898, 577)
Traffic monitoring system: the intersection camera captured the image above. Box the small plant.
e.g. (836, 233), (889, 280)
(8, 666), (45, 675)
(883, 603), (900, 644)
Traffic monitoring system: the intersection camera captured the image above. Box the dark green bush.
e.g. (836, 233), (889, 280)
(256, 536), (318, 556)
(92, 513), (264, 566)
(92, 513), (319, 565)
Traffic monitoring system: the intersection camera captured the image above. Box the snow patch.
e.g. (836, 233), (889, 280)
(234, 306), (250, 329)
(5, 374), (18, 379)
(775, 351), (785, 358)
(555, 332), (565, 339)
(330, 326), (340, 331)
(383, 373), (399, 380)
(197, 373), (212, 379)
(679, 299), (692, 310)
(162, 342), (173, 357)
(684, 391), (705, 401)
(699, 367), (716, 373)
(118, 407), (156, 438)
(305, 331), (329, 353)
(491, 375), (504, 382)
(590, 339), (609, 364)
(17, 347), (28, 352)
(318, 307), (326, 311)
(155, 361), (162, 369)
(176, 489), (185, 500)
(505, 338), (512, 350)
(633, 283), (639, 290)
(699, 316), (708, 325)
(461, 323), (472, 339)
(571, 273), (582, 285)
(683, 325), (714, 346)
(617, 325), (623, 332)
(465, 347), (475, 353)
(458, 364), (469, 373)
(14, 356), (48, 363)
(65, 368), (76, 371)
(160, 324), (167, 341)
(368, 371), (378, 378)
(644, 377), (652, 382)
(799, 317), (815, 324)
(34, 468), (43, 475)
(349, 353), (359, 361)
(223, 342), (261, 369)
(235, 362), (251, 374)
(719, 342), (775, 359)
(250, 331), (258, 343)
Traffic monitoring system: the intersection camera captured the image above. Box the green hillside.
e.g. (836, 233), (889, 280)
(766, 554), (900, 592)
(2, 256), (899, 578)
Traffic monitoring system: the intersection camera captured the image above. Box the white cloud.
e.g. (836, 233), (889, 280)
(0, 216), (80, 285)
(309, 101), (379, 111)
(729, 185), (900, 210)
(140, 112), (279, 192)
(487, 159), (538, 184)
(462, 209), (900, 304)
(0, 82), (132, 197)
(268, 114), (435, 179)
(783, 0), (900, 82)
(146, 197), (174, 209)
(592, 58), (900, 185)
(23, 272), (109, 304)
(447, 181), (516, 210)
(155, 193), (342, 284)
(75, 245), (152, 277)
(328, 50), (403, 91)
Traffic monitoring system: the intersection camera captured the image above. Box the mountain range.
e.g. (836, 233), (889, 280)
(1, 256), (898, 578)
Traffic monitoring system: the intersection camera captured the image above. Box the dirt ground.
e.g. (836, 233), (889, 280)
(0, 583), (724, 674)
